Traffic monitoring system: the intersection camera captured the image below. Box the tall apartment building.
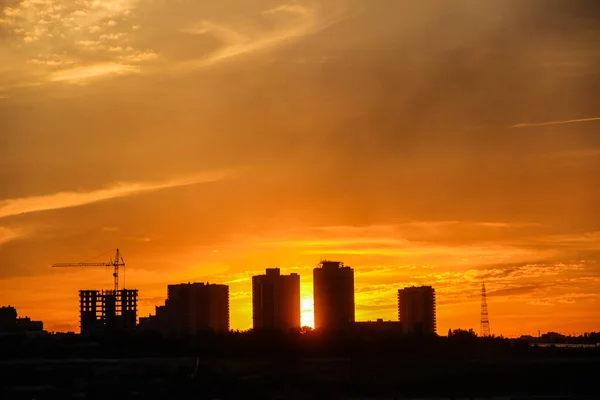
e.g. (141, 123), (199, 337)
(139, 282), (229, 335)
(252, 268), (301, 331)
(397, 286), (436, 334)
(313, 260), (355, 330)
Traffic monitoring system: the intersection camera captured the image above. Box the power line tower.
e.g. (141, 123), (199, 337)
(480, 281), (491, 337)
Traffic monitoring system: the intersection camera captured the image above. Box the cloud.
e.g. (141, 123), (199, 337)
(117, 50), (157, 63)
(2, 1), (347, 89)
(28, 53), (77, 67)
(181, 3), (344, 68)
(488, 285), (540, 297)
(50, 62), (139, 82)
(0, 0), (155, 87)
(511, 116), (600, 128)
(0, 169), (236, 220)
(269, 235), (537, 262)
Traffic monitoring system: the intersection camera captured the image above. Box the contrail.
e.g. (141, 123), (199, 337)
(511, 116), (600, 129)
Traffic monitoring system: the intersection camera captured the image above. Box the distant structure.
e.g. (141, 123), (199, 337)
(139, 282), (229, 335)
(481, 282), (490, 337)
(252, 268), (301, 331)
(79, 289), (138, 335)
(0, 306), (45, 335)
(397, 286), (436, 334)
(354, 319), (403, 334)
(313, 260), (355, 330)
(52, 248), (139, 335)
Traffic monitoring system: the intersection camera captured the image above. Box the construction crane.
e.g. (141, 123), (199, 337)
(52, 248), (125, 291)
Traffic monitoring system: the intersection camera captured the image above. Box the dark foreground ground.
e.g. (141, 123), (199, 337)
(1, 356), (599, 400)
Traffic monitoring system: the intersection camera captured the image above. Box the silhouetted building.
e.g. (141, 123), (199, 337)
(541, 332), (567, 343)
(354, 319), (403, 334)
(252, 268), (301, 331)
(313, 260), (355, 330)
(139, 282), (229, 335)
(79, 289), (138, 335)
(0, 305), (45, 335)
(398, 286), (436, 334)
(0, 306), (17, 329)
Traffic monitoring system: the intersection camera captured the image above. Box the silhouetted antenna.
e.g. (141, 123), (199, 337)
(481, 281), (490, 337)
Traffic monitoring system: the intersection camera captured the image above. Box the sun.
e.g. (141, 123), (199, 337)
(300, 296), (314, 328)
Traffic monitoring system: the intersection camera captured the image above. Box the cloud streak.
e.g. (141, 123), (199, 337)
(50, 63), (139, 83)
(0, 169), (236, 220)
(181, 3), (344, 69)
(511, 116), (600, 128)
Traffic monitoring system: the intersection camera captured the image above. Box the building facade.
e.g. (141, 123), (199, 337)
(313, 260), (355, 330)
(79, 289), (138, 335)
(397, 286), (436, 334)
(252, 268), (301, 331)
(139, 282), (229, 335)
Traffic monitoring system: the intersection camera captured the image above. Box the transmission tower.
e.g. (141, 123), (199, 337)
(480, 281), (491, 337)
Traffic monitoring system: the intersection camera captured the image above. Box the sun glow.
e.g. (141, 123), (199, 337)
(300, 296), (314, 328)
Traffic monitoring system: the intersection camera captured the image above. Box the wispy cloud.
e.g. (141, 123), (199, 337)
(247, 224), (546, 268)
(511, 116), (600, 128)
(0, 169), (236, 220)
(50, 62), (139, 83)
(181, 3), (344, 69)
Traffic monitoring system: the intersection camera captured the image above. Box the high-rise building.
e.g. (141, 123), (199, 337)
(313, 260), (355, 330)
(397, 286), (436, 334)
(139, 282), (229, 335)
(252, 268), (301, 331)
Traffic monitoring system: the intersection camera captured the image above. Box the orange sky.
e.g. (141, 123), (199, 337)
(1, 0), (599, 337)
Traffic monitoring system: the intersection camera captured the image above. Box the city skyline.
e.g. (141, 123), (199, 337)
(1, 0), (599, 337)
(0, 267), (437, 335)
(2, 248), (600, 336)
(0, 256), (592, 337)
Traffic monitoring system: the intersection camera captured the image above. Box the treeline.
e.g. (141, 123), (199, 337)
(1, 328), (599, 360)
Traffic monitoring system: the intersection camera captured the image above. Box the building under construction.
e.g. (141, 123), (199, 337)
(52, 249), (139, 335)
(79, 289), (138, 335)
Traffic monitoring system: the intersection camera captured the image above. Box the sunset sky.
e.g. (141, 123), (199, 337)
(1, 0), (599, 336)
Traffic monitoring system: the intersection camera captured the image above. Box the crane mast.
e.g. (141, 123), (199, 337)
(52, 248), (125, 291)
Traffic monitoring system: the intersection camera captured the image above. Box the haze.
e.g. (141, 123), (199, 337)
(1, 0), (599, 335)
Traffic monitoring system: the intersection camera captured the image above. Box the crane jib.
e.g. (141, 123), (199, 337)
(50, 248), (125, 291)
